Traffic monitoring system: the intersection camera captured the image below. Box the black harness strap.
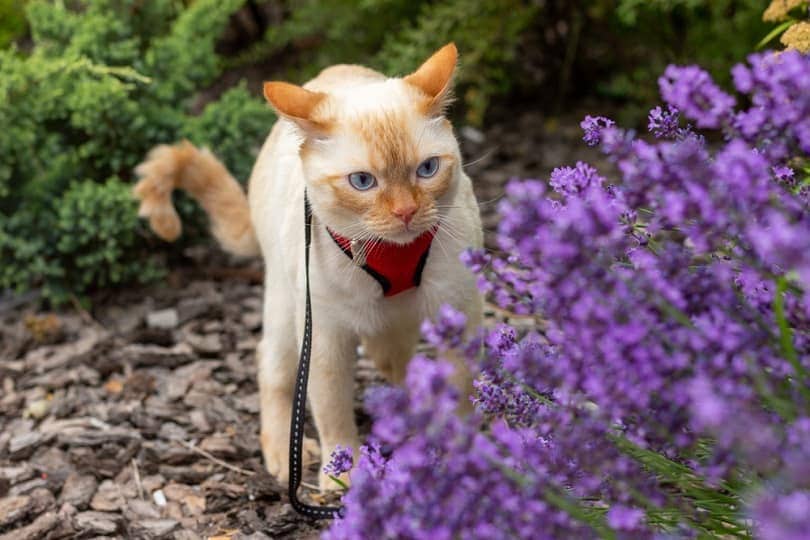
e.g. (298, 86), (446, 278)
(288, 193), (342, 519)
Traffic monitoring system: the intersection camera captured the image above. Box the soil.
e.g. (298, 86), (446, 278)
(0, 113), (602, 539)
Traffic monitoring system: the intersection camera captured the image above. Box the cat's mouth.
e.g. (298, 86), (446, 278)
(375, 221), (438, 245)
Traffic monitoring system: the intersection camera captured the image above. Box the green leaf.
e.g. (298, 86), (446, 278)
(756, 19), (795, 50)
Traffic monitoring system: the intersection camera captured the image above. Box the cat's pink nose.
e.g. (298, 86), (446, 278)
(392, 206), (417, 225)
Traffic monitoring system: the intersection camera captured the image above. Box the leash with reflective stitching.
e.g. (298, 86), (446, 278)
(288, 193), (342, 519)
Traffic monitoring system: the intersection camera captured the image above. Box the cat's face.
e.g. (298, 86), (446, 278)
(299, 84), (461, 245)
(264, 44), (461, 245)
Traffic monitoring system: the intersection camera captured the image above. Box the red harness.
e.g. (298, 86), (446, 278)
(327, 227), (437, 297)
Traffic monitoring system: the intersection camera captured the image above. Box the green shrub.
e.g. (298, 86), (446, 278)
(232, 0), (422, 79)
(0, 179), (160, 304)
(0, 0), (27, 48)
(235, 0), (538, 126)
(375, 0), (536, 126)
(0, 0), (275, 304)
(591, 0), (768, 124)
(182, 84), (276, 183)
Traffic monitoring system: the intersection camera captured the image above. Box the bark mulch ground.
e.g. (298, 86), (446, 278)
(1, 273), (333, 539)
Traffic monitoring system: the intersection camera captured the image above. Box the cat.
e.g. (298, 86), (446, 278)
(133, 43), (483, 490)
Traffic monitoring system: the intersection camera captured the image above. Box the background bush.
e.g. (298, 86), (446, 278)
(236, 0), (768, 125)
(591, 0), (769, 123)
(0, 0), (27, 48)
(0, 0), (275, 304)
(0, 0), (776, 304)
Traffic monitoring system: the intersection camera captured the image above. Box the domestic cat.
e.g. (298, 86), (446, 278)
(133, 43), (483, 489)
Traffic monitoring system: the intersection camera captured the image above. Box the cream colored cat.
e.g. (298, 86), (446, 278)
(133, 43), (483, 489)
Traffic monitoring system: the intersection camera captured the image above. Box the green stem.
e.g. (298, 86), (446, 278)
(543, 489), (617, 540)
(774, 276), (810, 403)
(328, 475), (349, 490)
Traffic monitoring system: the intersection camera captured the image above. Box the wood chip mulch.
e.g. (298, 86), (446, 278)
(0, 274), (337, 540)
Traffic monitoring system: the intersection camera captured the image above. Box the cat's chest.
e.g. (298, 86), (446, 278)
(308, 227), (470, 333)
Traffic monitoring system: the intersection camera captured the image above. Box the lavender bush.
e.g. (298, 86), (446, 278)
(325, 51), (810, 539)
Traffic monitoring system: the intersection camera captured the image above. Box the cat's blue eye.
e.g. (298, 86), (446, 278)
(416, 157), (440, 178)
(348, 172), (377, 191)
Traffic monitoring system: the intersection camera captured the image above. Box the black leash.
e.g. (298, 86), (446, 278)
(288, 193), (342, 519)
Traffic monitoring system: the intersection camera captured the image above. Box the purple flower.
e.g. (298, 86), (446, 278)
(729, 51), (810, 162)
(688, 377), (729, 429)
(327, 54), (810, 540)
(580, 115), (616, 146)
(421, 304), (467, 350)
(647, 105), (681, 139)
(658, 65), (735, 128)
(324, 445), (354, 476)
(549, 161), (605, 197)
(606, 505), (645, 531)
(750, 489), (810, 540)
(773, 165), (796, 187)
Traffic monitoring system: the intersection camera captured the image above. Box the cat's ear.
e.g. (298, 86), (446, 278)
(263, 81), (330, 134)
(404, 42), (457, 116)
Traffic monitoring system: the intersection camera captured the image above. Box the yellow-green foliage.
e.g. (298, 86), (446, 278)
(0, 0), (275, 304)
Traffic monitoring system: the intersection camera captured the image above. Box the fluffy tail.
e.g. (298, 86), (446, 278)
(133, 141), (260, 257)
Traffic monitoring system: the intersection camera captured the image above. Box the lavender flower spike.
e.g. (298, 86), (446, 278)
(580, 115), (616, 146)
(659, 65), (735, 128)
(324, 445), (354, 477)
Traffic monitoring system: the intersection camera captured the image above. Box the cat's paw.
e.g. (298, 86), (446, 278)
(318, 441), (358, 492)
(262, 435), (320, 483)
(302, 436), (321, 466)
(320, 469), (351, 492)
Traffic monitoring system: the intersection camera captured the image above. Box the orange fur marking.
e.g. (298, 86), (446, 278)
(325, 178), (370, 215)
(385, 183), (419, 216)
(404, 42), (457, 115)
(263, 82), (329, 132)
(358, 110), (417, 182)
(133, 141), (259, 257)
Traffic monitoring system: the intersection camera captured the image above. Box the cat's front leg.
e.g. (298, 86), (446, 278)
(362, 322), (421, 385)
(308, 325), (360, 491)
(257, 337), (321, 483)
(257, 288), (319, 484)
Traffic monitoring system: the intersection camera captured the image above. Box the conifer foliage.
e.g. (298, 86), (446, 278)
(0, 0), (274, 303)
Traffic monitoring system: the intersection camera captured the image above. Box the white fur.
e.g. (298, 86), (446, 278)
(248, 72), (483, 489)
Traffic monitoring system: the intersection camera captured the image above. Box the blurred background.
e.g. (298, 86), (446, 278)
(0, 0), (774, 305)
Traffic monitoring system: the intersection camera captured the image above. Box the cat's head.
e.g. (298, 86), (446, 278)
(263, 44), (462, 245)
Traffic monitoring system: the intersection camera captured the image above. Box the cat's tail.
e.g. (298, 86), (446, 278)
(133, 141), (260, 257)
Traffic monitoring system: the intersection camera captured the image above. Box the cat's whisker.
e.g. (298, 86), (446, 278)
(477, 195), (506, 207)
(356, 236), (376, 263)
(462, 150), (494, 168)
(436, 195), (504, 210)
(432, 231), (453, 262)
(440, 213), (498, 236)
(438, 215), (470, 238)
(415, 122), (428, 154)
(438, 228), (465, 250)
